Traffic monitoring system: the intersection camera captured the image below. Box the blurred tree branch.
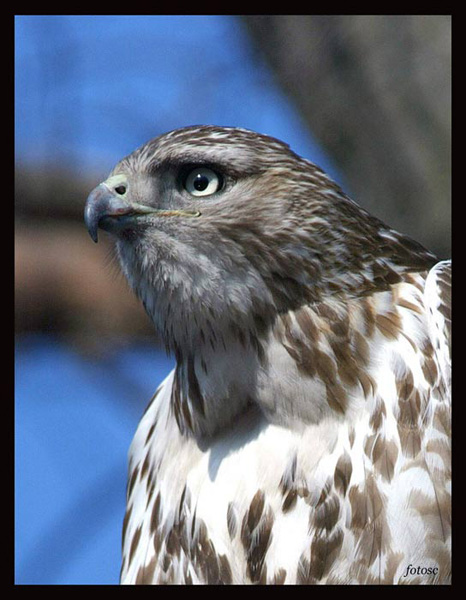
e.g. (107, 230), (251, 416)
(241, 15), (451, 258)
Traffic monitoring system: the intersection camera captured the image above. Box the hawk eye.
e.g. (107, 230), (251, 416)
(114, 185), (127, 195)
(184, 167), (222, 197)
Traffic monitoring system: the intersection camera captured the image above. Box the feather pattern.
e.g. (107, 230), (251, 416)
(84, 125), (451, 584)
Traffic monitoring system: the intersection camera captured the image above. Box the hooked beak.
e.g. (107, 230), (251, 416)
(84, 176), (200, 243)
(84, 181), (142, 243)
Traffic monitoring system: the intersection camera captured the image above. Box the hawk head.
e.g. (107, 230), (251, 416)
(85, 125), (436, 360)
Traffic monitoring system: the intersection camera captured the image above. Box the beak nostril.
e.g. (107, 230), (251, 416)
(114, 185), (126, 195)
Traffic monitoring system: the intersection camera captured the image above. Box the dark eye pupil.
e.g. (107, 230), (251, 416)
(193, 174), (209, 191)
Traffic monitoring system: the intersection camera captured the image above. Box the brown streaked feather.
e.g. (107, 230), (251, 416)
(313, 493), (340, 533)
(282, 489), (298, 513)
(397, 389), (423, 458)
(150, 492), (162, 533)
(127, 464), (140, 500)
(135, 555), (157, 584)
(396, 296), (424, 315)
(309, 527), (344, 582)
(297, 527), (344, 584)
(353, 330), (371, 364)
(369, 396), (386, 431)
(372, 436), (399, 483)
(294, 305), (320, 343)
(128, 525), (143, 568)
(241, 491), (274, 583)
(281, 315), (317, 378)
(326, 384), (348, 414)
(333, 452), (353, 497)
(348, 474), (390, 567)
(375, 311), (402, 340)
(422, 356), (439, 387)
(227, 502), (238, 540)
(433, 403), (451, 438)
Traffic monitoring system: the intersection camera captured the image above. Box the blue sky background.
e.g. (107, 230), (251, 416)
(15, 15), (339, 585)
(15, 15), (339, 178)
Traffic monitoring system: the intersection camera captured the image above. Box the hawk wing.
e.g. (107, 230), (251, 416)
(424, 259), (451, 387)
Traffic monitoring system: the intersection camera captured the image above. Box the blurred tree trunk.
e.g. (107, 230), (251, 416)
(241, 15), (451, 258)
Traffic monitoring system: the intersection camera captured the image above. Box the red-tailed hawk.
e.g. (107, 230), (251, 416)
(84, 126), (451, 584)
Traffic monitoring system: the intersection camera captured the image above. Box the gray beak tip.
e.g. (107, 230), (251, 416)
(84, 187), (105, 243)
(84, 204), (99, 243)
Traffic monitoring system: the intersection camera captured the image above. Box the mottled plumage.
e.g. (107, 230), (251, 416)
(84, 125), (451, 584)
